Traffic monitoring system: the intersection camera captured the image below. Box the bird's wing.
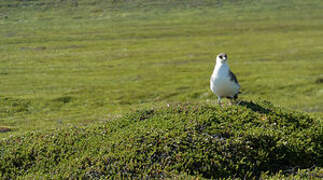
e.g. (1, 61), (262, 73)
(229, 70), (239, 85)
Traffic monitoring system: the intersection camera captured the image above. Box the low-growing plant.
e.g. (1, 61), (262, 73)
(0, 101), (322, 179)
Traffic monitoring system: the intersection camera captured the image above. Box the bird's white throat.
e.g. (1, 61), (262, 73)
(212, 61), (229, 77)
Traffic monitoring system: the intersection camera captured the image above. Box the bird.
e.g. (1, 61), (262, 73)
(210, 53), (240, 105)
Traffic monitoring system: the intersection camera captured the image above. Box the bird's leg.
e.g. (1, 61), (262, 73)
(231, 94), (240, 105)
(217, 97), (222, 106)
(236, 99), (241, 105)
(228, 98), (233, 106)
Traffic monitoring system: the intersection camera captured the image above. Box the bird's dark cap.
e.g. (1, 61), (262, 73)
(218, 53), (228, 59)
(218, 53), (227, 59)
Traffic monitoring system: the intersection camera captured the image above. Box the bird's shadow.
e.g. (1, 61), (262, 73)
(238, 100), (272, 114)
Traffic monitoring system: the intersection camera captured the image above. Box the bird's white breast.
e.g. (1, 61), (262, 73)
(210, 63), (239, 97)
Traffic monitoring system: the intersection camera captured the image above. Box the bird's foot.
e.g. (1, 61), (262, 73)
(217, 101), (223, 107)
(236, 100), (241, 105)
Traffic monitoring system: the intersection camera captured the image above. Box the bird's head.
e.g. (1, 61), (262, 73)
(216, 53), (228, 64)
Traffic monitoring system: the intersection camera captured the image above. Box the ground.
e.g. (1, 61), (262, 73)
(0, 0), (322, 178)
(1, 0), (322, 137)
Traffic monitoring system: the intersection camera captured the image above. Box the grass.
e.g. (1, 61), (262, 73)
(0, 0), (323, 178)
(0, 101), (322, 179)
(1, 0), (323, 136)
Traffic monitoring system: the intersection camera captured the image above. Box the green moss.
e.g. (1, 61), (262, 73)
(0, 101), (321, 179)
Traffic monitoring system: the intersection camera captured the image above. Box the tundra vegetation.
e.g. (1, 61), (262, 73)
(0, 0), (322, 179)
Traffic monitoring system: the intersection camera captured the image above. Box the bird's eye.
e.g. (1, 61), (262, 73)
(219, 56), (223, 59)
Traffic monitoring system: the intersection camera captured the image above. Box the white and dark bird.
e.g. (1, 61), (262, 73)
(210, 53), (240, 105)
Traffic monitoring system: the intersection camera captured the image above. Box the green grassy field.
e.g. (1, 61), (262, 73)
(0, 0), (323, 178)
(1, 0), (322, 137)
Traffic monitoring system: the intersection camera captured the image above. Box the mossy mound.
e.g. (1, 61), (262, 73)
(0, 101), (322, 179)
